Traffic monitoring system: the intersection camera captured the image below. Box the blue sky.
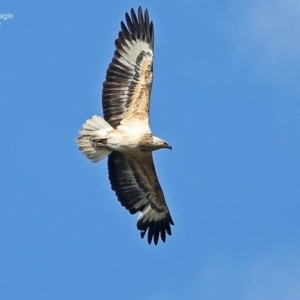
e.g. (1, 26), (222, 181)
(1, 0), (300, 299)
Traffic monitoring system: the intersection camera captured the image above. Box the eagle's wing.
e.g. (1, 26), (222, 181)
(108, 151), (174, 245)
(102, 7), (154, 129)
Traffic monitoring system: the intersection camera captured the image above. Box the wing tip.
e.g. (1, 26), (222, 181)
(138, 212), (174, 245)
(121, 7), (154, 49)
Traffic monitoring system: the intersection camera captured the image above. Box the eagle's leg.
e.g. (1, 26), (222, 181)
(91, 138), (108, 149)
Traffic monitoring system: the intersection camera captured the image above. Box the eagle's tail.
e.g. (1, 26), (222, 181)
(76, 115), (112, 163)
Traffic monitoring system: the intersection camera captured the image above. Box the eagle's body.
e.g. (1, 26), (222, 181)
(90, 121), (169, 153)
(76, 7), (174, 245)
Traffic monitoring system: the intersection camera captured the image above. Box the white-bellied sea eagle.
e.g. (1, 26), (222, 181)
(76, 7), (174, 245)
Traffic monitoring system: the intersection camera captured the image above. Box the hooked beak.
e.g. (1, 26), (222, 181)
(164, 142), (172, 150)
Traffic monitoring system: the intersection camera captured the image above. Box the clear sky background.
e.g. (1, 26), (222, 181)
(1, 0), (300, 299)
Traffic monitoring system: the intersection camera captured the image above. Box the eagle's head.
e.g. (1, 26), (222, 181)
(152, 136), (172, 151)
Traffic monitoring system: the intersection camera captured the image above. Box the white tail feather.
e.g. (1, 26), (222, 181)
(76, 115), (112, 163)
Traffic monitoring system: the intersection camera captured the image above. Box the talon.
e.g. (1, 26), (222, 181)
(90, 139), (95, 149)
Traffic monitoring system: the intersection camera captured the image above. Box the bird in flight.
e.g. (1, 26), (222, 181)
(76, 7), (174, 245)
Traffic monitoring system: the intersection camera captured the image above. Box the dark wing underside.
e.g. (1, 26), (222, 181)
(108, 151), (174, 245)
(102, 7), (154, 129)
